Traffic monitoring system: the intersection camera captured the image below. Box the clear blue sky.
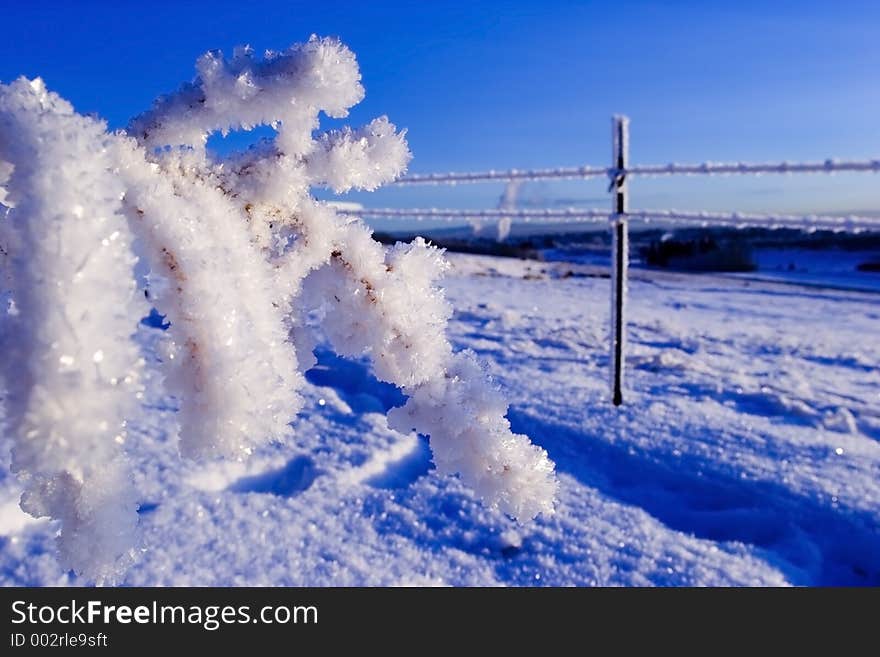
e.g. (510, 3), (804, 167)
(1, 0), (877, 219)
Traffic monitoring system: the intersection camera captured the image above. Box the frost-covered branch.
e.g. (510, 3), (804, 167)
(129, 36), (364, 157)
(114, 143), (303, 459)
(306, 117), (411, 193)
(0, 36), (557, 583)
(0, 79), (145, 582)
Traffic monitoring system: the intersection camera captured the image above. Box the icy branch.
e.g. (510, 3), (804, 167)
(129, 35), (364, 156)
(0, 37), (557, 582)
(0, 78), (145, 583)
(114, 142), (304, 459)
(306, 117), (412, 193)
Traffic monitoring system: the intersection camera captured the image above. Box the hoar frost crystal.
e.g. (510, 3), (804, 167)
(0, 36), (557, 583)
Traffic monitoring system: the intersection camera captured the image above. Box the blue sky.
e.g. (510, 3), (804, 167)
(1, 0), (877, 220)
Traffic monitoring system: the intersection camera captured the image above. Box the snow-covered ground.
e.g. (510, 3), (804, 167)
(1, 251), (878, 586)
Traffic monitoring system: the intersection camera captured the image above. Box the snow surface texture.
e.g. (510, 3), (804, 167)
(1, 252), (877, 586)
(0, 37), (556, 583)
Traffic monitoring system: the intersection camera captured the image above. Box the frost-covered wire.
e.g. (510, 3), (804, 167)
(394, 165), (611, 185)
(625, 159), (880, 177)
(338, 207), (612, 222)
(341, 206), (880, 232)
(392, 158), (880, 185)
(625, 209), (880, 232)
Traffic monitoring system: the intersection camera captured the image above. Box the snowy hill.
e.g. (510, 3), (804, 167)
(1, 252), (878, 586)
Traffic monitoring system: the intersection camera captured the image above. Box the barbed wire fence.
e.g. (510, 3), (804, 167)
(336, 116), (880, 406)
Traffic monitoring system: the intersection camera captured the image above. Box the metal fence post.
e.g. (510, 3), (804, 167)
(610, 115), (629, 406)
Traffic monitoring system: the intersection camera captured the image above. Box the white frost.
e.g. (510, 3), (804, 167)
(0, 37), (557, 582)
(0, 78), (145, 583)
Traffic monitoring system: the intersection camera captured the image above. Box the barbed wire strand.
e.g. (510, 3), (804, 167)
(625, 209), (880, 232)
(337, 207), (610, 223)
(392, 159), (880, 185)
(336, 206), (880, 232)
